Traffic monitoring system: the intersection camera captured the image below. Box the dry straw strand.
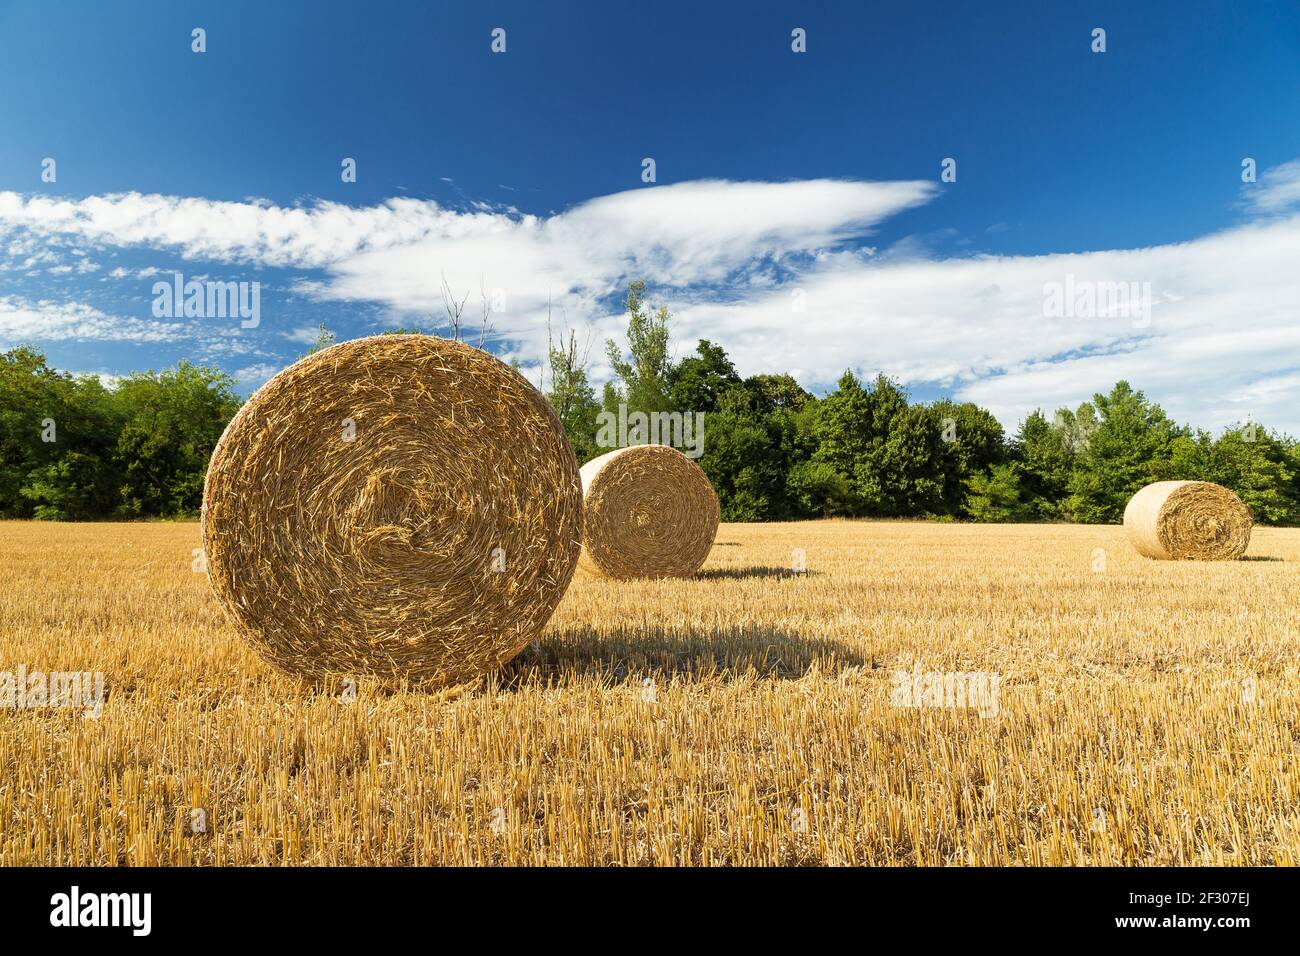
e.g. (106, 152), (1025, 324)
(201, 334), (583, 687)
(7, 518), (1300, 865)
(578, 444), (720, 578)
(1123, 480), (1253, 560)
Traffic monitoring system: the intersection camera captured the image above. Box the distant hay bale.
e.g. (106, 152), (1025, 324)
(1122, 480), (1252, 561)
(201, 334), (583, 687)
(578, 445), (719, 579)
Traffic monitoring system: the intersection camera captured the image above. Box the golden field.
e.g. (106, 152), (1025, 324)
(1, 519), (1297, 866)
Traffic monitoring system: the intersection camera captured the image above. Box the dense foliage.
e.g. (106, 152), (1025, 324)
(0, 347), (241, 519)
(4, 281), (1298, 523)
(552, 285), (1300, 525)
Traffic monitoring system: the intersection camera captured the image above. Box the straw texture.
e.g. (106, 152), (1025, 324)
(578, 444), (719, 579)
(201, 334), (583, 686)
(1122, 480), (1252, 561)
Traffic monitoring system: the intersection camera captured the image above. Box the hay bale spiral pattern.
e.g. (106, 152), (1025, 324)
(202, 335), (583, 686)
(1122, 480), (1252, 561)
(578, 445), (720, 579)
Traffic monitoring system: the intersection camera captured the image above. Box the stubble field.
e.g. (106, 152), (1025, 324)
(1, 519), (1297, 866)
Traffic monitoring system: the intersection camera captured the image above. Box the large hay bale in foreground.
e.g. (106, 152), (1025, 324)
(1123, 480), (1252, 561)
(578, 445), (719, 579)
(202, 335), (583, 686)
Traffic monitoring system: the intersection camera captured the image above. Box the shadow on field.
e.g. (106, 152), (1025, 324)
(694, 566), (821, 580)
(1239, 555), (1283, 562)
(499, 623), (865, 688)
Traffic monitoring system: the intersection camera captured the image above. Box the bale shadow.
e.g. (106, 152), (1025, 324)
(694, 566), (822, 580)
(498, 623), (867, 689)
(1240, 555), (1283, 562)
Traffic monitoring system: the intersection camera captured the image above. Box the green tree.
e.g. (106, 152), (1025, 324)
(1206, 426), (1297, 524)
(544, 329), (602, 463)
(741, 374), (813, 414)
(0, 347), (70, 516)
(810, 372), (944, 516)
(24, 374), (121, 520)
(306, 323), (336, 355)
(603, 280), (674, 416)
(931, 399), (1006, 515)
(685, 345), (813, 520)
(0, 349), (123, 519)
(697, 391), (806, 521)
(20, 451), (114, 520)
(696, 410), (779, 520)
(787, 458), (854, 517)
(869, 403), (947, 515)
(1064, 382), (1182, 523)
(667, 339), (741, 413)
(807, 370), (871, 515)
(964, 464), (1031, 522)
(1013, 410), (1075, 519)
(113, 363), (243, 517)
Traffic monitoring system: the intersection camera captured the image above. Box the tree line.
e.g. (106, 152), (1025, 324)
(2, 281), (1296, 523)
(549, 281), (1300, 525)
(0, 347), (240, 520)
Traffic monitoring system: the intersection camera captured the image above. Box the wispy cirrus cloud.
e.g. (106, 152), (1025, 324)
(0, 296), (276, 368)
(0, 178), (936, 291)
(0, 296), (189, 343)
(1243, 158), (1300, 215)
(0, 191), (481, 268)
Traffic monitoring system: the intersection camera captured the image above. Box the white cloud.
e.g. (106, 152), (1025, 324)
(1244, 158), (1300, 215)
(0, 248), (59, 272)
(4, 168), (1300, 433)
(282, 324), (325, 344)
(105, 265), (161, 280)
(668, 213), (1300, 433)
(312, 179), (939, 355)
(0, 296), (190, 343)
(0, 191), (519, 268)
(232, 362), (282, 389)
(0, 179), (934, 290)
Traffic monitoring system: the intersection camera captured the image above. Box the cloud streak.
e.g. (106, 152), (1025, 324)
(670, 214), (1300, 432)
(1244, 158), (1300, 215)
(2, 169), (1299, 433)
(0, 296), (190, 343)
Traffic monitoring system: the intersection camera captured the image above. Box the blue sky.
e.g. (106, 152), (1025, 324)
(2, 0), (1299, 431)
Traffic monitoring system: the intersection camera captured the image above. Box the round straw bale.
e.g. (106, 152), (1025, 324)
(578, 444), (719, 579)
(1122, 480), (1252, 560)
(201, 334), (582, 687)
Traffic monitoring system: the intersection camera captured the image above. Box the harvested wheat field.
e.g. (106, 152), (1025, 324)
(1, 519), (1298, 866)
